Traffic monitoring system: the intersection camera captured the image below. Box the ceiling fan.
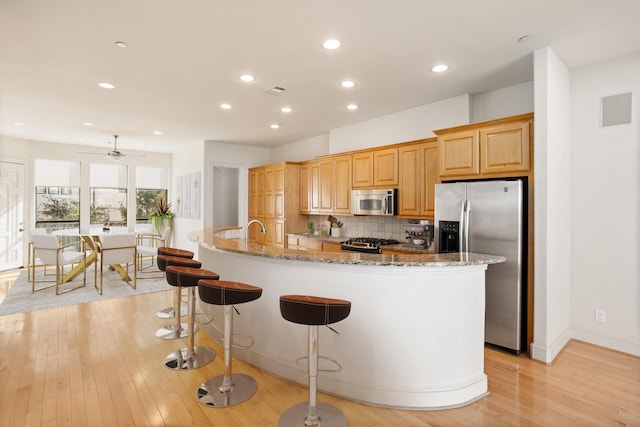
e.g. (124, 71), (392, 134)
(79, 135), (146, 160)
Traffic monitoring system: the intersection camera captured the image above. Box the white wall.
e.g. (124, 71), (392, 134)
(470, 81), (534, 123)
(329, 94), (470, 153)
(270, 134), (330, 163)
(531, 48), (573, 363)
(171, 141), (205, 253)
(570, 53), (640, 356)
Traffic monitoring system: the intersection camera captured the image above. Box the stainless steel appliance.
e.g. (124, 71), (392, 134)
(435, 179), (526, 353)
(341, 237), (399, 254)
(351, 189), (396, 216)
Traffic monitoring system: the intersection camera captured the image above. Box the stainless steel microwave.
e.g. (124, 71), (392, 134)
(351, 189), (396, 216)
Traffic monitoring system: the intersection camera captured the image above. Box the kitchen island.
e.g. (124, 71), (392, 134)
(188, 227), (505, 409)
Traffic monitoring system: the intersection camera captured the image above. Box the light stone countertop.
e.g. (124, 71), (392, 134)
(189, 227), (505, 267)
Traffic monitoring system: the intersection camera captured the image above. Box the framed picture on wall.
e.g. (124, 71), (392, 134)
(182, 174), (191, 219)
(191, 172), (201, 219)
(175, 175), (183, 218)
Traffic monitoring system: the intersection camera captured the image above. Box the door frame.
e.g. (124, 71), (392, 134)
(0, 160), (26, 272)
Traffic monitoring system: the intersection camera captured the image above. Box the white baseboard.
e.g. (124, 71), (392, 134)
(530, 326), (572, 364)
(571, 329), (640, 357)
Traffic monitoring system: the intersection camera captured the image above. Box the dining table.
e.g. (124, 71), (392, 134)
(52, 228), (133, 283)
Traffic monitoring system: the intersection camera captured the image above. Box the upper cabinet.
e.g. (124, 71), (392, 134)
(398, 139), (438, 219)
(352, 148), (398, 188)
(435, 113), (533, 180)
(300, 155), (351, 215)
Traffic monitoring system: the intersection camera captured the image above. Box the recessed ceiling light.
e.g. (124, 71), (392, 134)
(340, 80), (356, 88)
(240, 74), (255, 82)
(270, 124), (280, 129)
(153, 130), (163, 135)
(323, 39), (341, 50)
(98, 82), (115, 89)
(347, 104), (358, 110)
(220, 103), (232, 110)
(13, 122), (24, 126)
(431, 64), (449, 73)
(115, 41), (128, 48)
(281, 106), (292, 113)
(83, 122), (94, 127)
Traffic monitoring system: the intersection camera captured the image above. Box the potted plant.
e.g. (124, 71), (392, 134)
(149, 198), (174, 244)
(306, 220), (314, 235)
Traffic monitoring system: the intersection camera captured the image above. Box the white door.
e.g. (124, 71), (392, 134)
(0, 161), (25, 271)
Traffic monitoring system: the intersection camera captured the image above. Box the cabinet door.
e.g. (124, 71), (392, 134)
(398, 145), (421, 217)
(273, 219), (285, 247)
(480, 120), (530, 174)
(333, 155), (352, 214)
(374, 148), (398, 187)
(323, 242), (342, 252)
(421, 142), (438, 219)
(438, 130), (480, 178)
(299, 163), (310, 213)
(319, 160), (333, 212)
(273, 166), (285, 218)
(264, 167), (275, 218)
(352, 152), (374, 188)
(310, 162), (320, 212)
(248, 167), (264, 217)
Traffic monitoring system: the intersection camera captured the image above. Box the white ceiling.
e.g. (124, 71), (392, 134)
(1, 0), (639, 154)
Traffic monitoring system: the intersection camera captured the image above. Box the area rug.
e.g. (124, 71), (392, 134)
(0, 266), (170, 316)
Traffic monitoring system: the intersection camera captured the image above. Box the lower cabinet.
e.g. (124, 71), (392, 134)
(287, 236), (342, 252)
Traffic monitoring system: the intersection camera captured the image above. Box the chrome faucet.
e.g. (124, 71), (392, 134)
(245, 219), (266, 243)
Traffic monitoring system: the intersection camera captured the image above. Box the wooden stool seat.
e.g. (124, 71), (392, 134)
(280, 295), (351, 326)
(198, 280), (262, 306)
(165, 266), (218, 287)
(157, 255), (201, 271)
(157, 247), (194, 259)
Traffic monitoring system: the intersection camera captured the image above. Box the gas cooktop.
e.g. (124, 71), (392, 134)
(341, 237), (400, 254)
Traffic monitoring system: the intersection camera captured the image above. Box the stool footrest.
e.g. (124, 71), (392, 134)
(295, 355), (342, 373)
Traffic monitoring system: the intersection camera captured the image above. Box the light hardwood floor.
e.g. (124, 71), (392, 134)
(0, 270), (638, 426)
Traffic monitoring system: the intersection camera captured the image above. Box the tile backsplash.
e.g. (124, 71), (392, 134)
(308, 215), (410, 242)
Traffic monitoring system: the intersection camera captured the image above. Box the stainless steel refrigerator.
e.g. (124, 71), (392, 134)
(435, 179), (526, 353)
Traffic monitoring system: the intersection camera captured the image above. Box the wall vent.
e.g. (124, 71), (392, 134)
(601, 92), (632, 127)
(265, 86), (287, 95)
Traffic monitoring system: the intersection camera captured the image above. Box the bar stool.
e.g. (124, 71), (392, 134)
(155, 255), (202, 340)
(196, 280), (263, 407)
(163, 265), (219, 370)
(279, 295), (351, 427)
(155, 247), (195, 319)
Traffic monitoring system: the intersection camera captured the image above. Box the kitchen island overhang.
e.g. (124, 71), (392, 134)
(189, 227), (505, 410)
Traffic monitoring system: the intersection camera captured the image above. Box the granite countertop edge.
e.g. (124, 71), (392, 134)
(189, 228), (505, 267)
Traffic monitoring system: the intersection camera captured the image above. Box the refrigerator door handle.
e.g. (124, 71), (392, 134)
(459, 199), (467, 252)
(464, 199), (471, 252)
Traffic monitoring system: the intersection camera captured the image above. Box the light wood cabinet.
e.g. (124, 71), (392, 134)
(300, 155), (351, 215)
(352, 148), (398, 188)
(398, 139), (437, 219)
(352, 152), (374, 188)
(287, 236), (343, 252)
(435, 113), (533, 180)
(248, 162), (306, 247)
(374, 148), (399, 187)
(480, 120), (530, 174)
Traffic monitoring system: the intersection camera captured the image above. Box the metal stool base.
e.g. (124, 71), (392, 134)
(156, 306), (188, 319)
(196, 373), (257, 407)
(279, 402), (346, 427)
(155, 323), (199, 340)
(163, 346), (216, 370)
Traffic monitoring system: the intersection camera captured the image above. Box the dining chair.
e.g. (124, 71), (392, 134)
(135, 227), (170, 278)
(30, 233), (87, 295)
(96, 233), (137, 295)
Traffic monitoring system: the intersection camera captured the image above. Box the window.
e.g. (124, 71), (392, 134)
(34, 159), (80, 232)
(90, 163), (128, 227)
(136, 166), (169, 223)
